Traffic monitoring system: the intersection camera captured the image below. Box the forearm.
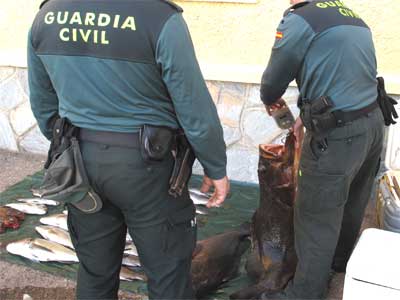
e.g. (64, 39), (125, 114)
(28, 30), (59, 139)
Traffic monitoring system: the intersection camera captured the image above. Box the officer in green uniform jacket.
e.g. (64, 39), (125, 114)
(260, 0), (384, 299)
(28, 0), (229, 299)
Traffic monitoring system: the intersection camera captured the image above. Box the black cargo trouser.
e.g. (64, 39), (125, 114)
(285, 108), (384, 299)
(66, 139), (197, 300)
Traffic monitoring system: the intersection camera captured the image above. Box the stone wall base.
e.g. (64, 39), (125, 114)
(1, 67), (397, 183)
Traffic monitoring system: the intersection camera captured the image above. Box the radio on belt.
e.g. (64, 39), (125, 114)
(265, 98), (295, 129)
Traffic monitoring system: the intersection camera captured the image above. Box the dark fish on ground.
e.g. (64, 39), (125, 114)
(0, 206), (25, 233)
(230, 132), (303, 299)
(191, 227), (250, 298)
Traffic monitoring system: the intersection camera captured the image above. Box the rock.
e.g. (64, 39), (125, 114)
(223, 125), (242, 147)
(227, 147), (259, 183)
(0, 111), (18, 151)
(0, 67), (15, 83)
(0, 78), (25, 110)
(241, 108), (283, 147)
(19, 126), (50, 154)
(206, 81), (221, 104)
(217, 88), (245, 128)
(282, 86), (300, 105)
(10, 101), (36, 136)
(220, 82), (247, 97)
(247, 84), (263, 107)
(192, 160), (204, 177)
(15, 68), (29, 97)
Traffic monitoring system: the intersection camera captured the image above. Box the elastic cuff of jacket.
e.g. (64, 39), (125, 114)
(260, 84), (285, 105)
(204, 168), (227, 180)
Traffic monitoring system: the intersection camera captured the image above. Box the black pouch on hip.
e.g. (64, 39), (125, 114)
(377, 77), (398, 126)
(139, 125), (175, 162)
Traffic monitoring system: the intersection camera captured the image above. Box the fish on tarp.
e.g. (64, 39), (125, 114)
(6, 238), (78, 263)
(230, 132), (303, 300)
(124, 243), (138, 256)
(189, 190), (210, 206)
(0, 206), (25, 233)
(5, 203), (47, 215)
(126, 233), (133, 243)
(35, 225), (74, 249)
(17, 198), (60, 206)
(122, 254), (141, 267)
(40, 214), (68, 231)
(189, 188), (213, 198)
(120, 266), (147, 282)
(195, 206), (208, 215)
(191, 227), (251, 298)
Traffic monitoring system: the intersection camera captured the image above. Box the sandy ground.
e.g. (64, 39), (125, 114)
(0, 149), (378, 299)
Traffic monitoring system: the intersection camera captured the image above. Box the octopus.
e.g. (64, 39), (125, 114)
(0, 206), (25, 234)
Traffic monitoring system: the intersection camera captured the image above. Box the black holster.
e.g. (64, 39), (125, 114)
(44, 117), (79, 169)
(377, 77), (398, 126)
(139, 125), (195, 198)
(300, 96), (336, 140)
(169, 132), (195, 197)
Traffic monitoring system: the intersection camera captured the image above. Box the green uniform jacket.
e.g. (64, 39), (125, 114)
(28, 0), (226, 180)
(261, 0), (378, 111)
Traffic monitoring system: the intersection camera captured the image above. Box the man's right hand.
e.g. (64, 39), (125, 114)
(200, 175), (230, 208)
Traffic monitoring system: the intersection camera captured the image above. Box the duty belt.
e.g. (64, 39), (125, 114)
(332, 101), (379, 126)
(79, 128), (140, 148)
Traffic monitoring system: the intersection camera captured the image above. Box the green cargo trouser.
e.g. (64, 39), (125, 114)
(66, 140), (197, 300)
(285, 108), (384, 299)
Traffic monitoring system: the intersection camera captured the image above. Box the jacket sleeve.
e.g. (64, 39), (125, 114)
(156, 13), (227, 180)
(27, 29), (59, 140)
(260, 13), (315, 105)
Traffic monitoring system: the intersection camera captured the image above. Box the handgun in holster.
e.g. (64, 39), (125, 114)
(169, 131), (195, 197)
(300, 96), (336, 138)
(139, 125), (195, 198)
(300, 96), (336, 151)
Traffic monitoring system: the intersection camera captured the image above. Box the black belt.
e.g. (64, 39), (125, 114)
(333, 101), (379, 126)
(79, 128), (140, 148)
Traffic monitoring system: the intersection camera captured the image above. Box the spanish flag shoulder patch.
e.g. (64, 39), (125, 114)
(276, 31), (283, 39)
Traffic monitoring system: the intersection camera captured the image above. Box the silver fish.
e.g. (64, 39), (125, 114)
(120, 266), (147, 281)
(6, 238), (78, 263)
(124, 243), (138, 256)
(196, 207), (209, 215)
(122, 254), (141, 267)
(17, 198), (60, 206)
(40, 214), (68, 231)
(5, 203), (47, 215)
(189, 192), (209, 206)
(35, 225), (74, 249)
(189, 188), (213, 198)
(126, 233), (133, 243)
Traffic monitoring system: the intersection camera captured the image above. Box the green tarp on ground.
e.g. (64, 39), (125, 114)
(0, 172), (259, 299)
